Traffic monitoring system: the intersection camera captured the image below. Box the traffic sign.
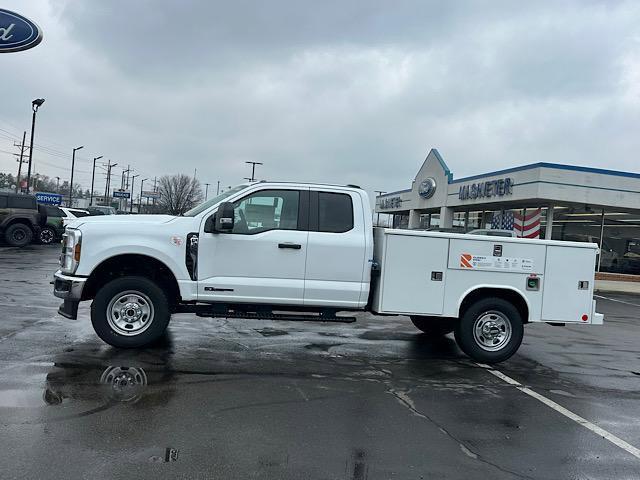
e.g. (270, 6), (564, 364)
(113, 190), (131, 199)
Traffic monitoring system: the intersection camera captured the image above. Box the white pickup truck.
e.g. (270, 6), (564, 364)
(53, 181), (603, 363)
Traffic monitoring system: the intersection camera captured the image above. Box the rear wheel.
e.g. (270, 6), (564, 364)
(4, 223), (33, 247)
(38, 226), (57, 245)
(91, 276), (171, 348)
(454, 297), (524, 363)
(410, 316), (456, 336)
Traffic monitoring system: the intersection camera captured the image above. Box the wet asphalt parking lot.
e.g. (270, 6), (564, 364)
(0, 245), (639, 479)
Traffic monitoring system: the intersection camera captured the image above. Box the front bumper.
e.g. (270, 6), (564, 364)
(53, 271), (87, 320)
(53, 270), (86, 301)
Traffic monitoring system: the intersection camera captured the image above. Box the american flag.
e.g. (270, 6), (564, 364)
(491, 209), (542, 238)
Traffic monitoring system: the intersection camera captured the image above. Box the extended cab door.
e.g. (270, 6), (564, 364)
(303, 189), (368, 308)
(197, 187), (310, 305)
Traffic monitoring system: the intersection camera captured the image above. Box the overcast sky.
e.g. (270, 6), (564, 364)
(1, 0), (639, 198)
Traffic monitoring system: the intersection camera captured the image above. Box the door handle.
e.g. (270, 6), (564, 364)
(278, 243), (302, 250)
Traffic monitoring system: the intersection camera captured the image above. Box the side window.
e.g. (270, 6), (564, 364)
(45, 206), (64, 217)
(231, 190), (300, 234)
(318, 192), (354, 233)
(8, 196), (36, 209)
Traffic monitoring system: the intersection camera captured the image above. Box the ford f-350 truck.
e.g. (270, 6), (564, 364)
(53, 182), (603, 363)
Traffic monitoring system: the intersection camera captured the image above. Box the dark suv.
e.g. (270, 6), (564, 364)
(0, 192), (46, 247)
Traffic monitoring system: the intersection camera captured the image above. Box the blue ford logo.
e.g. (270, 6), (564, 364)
(0, 8), (43, 53)
(418, 177), (437, 199)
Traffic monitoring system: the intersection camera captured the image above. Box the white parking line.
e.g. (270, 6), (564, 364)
(476, 363), (640, 460)
(594, 294), (640, 308)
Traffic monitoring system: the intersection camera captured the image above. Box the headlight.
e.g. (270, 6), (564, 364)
(60, 228), (82, 274)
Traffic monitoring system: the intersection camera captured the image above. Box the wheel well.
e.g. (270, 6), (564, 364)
(82, 254), (181, 307)
(4, 219), (34, 231)
(459, 288), (529, 323)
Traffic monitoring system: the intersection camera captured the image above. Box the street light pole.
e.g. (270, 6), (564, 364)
(69, 145), (84, 207)
(205, 183), (210, 200)
(89, 156), (102, 206)
(245, 161), (263, 181)
(216, 180), (220, 196)
(130, 174), (140, 213)
(55, 176), (60, 192)
(26, 98), (45, 194)
(139, 178), (147, 214)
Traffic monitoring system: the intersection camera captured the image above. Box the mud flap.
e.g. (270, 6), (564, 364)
(58, 300), (79, 320)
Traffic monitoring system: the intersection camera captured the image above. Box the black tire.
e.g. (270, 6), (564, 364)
(4, 223), (33, 247)
(91, 276), (171, 348)
(454, 297), (524, 364)
(410, 316), (456, 336)
(38, 226), (57, 245)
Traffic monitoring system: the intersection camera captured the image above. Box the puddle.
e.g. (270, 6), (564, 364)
(0, 388), (48, 408)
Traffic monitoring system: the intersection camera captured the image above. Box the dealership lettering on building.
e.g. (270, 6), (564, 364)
(458, 177), (514, 200)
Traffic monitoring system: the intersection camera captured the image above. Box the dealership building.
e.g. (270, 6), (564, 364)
(375, 149), (640, 276)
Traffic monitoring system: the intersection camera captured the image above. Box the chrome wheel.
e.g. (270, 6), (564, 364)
(473, 311), (512, 351)
(106, 290), (155, 336)
(39, 228), (55, 244)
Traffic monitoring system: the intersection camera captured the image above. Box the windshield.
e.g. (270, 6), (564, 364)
(183, 184), (249, 217)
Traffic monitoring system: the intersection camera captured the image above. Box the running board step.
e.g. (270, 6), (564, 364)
(196, 310), (356, 323)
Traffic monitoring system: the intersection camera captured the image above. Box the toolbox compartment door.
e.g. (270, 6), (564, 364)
(542, 245), (596, 322)
(379, 234), (449, 315)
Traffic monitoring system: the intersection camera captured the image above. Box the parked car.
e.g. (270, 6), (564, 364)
(0, 192), (46, 247)
(59, 207), (90, 226)
(467, 228), (517, 238)
(86, 206), (117, 216)
(39, 206), (66, 245)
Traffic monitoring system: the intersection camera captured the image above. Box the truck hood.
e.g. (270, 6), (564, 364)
(69, 214), (180, 229)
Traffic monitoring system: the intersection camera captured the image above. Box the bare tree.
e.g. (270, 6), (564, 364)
(157, 174), (203, 215)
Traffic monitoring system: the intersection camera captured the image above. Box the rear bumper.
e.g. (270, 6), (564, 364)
(53, 271), (86, 320)
(591, 299), (604, 325)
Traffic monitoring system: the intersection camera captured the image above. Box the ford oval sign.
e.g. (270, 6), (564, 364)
(0, 8), (43, 53)
(418, 177), (437, 199)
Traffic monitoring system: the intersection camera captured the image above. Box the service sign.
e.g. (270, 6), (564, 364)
(0, 8), (43, 53)
(35, 192), (62, 206)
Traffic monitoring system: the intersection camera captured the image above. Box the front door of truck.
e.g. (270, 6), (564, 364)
(198, 188), (309, 305)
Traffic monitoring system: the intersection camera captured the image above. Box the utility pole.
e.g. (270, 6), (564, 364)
(14, 131), (27, 193)
(374, 190), (386, 226)
(26, 98), (45, 194)
(89, 156), (103, 206)
(139, 178), (147, 214)
(205, 183), (210, 200)
(103, 161), (117, 206)
(216, 180), (220, 196)
(130, 174), (140, 213)
(153, 176), (157, 211)
(245, 161), (263, 181)
(69, 145), (84, 207)
(120, 165), (131, 211)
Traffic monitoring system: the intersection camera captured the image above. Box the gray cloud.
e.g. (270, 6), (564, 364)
(1, 0), (639, 199)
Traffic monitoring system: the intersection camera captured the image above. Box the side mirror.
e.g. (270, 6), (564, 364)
(204, 202), (235, 233)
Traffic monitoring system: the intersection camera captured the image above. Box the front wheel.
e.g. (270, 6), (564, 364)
(454, 297), (524, 364)
(91, 276), (171, 348)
